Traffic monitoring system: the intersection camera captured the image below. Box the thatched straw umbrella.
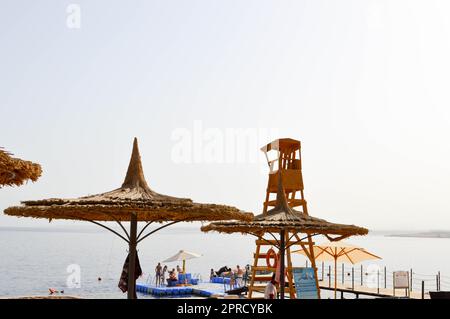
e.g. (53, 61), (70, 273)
(201, 173), (368, 299)
(0, 148), (42, 187)
(4, 138), (252, 299)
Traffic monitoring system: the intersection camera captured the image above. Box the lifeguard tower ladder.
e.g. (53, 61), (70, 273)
(248, 138), (319, 299)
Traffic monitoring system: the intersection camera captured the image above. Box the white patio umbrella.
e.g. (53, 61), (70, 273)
(294, 241), (381, 299)
(163, 250), (202, 274)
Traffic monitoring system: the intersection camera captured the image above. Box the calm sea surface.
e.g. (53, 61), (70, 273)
(1, 226), (449, 298)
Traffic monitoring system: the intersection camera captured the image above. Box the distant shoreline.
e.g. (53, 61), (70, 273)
(386, 231), (450, 239)
(2, 226), (450, 239)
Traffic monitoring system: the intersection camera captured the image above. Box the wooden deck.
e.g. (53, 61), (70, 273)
(245, 282), (430, 299)
(318, 283), (429, 299)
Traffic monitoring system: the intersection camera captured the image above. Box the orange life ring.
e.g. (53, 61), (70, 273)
(266, 248), (278, 268)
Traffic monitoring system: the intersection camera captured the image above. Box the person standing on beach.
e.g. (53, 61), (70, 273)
(264, 274), (277, 299)
(229, 270), (236, 289)
(161, 265), (168, 285)
(155, 263), (162, 286)
(244, 264), (251, 285)
(236, 265), (244, 287)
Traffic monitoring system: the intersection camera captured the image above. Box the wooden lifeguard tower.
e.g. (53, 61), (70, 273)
(201, 138), (368, 299)
(248, 138), (318, 299)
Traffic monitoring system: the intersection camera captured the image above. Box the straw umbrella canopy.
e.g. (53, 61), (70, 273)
(4, 138), (252, 299)
(163, 250), (202, 274)
(295, 241), (381, 299)
(0, 148), (42, 187)
(202, 173), (368, 299)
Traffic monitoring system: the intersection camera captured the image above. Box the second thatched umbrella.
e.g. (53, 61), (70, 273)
(0, 148), (42, 187)
(202, 171), (368, 299)
(4, 138), (252, 299)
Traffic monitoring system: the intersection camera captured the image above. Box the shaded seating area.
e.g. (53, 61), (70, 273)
(166, 273), (199, 287)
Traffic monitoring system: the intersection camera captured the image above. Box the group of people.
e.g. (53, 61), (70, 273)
(210, 265), (248, 288)
(209, 264), (277, 299)
(154, 262), (277, 299)
(155, 263), (183, 286)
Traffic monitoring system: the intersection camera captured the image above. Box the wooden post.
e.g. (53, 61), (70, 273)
(127, 213), (138, 299)
(328, 265), (331, 288)
(438, 271), (441, 291)
(322, 262), (324, 281)
(351, 267), (354, 290)
(410, 269), (413, 292)
(393, 274), (395, 297)
(286, 232), (295, 298)
(279, 229), (286, 300)
(384, 266), (387, 289)
(377, 269), (380, 294)
(421, 281), (425, 299)
(407, 271), (410, 297)
(334, 255), (337, 299)
(360, 265), (363, 286)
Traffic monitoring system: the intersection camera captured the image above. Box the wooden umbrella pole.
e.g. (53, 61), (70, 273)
(334, 255), (337, 299)
(127, 213), (138, 299)
(279, 229), (286, 299)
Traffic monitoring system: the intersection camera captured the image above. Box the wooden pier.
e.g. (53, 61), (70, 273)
(318, 282), (430, 299)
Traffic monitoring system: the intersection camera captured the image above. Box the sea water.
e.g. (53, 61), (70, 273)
(0, 226), (449, 298)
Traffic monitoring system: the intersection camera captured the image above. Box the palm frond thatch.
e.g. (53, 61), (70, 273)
(4, 138), (253, 223)
(0, 148), (42, 187)
(200, 218), (368, 237)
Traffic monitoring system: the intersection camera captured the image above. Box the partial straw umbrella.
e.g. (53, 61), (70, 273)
(0, 148), (42, 187)
(294, 241), (381, 299)
(163, 250), (202, 274)
(4, 138), (253, 299)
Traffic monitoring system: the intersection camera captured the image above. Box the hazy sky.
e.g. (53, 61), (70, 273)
(1, 0), (450, 231)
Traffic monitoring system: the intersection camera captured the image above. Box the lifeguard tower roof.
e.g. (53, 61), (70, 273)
(260, 138), (301, 153)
